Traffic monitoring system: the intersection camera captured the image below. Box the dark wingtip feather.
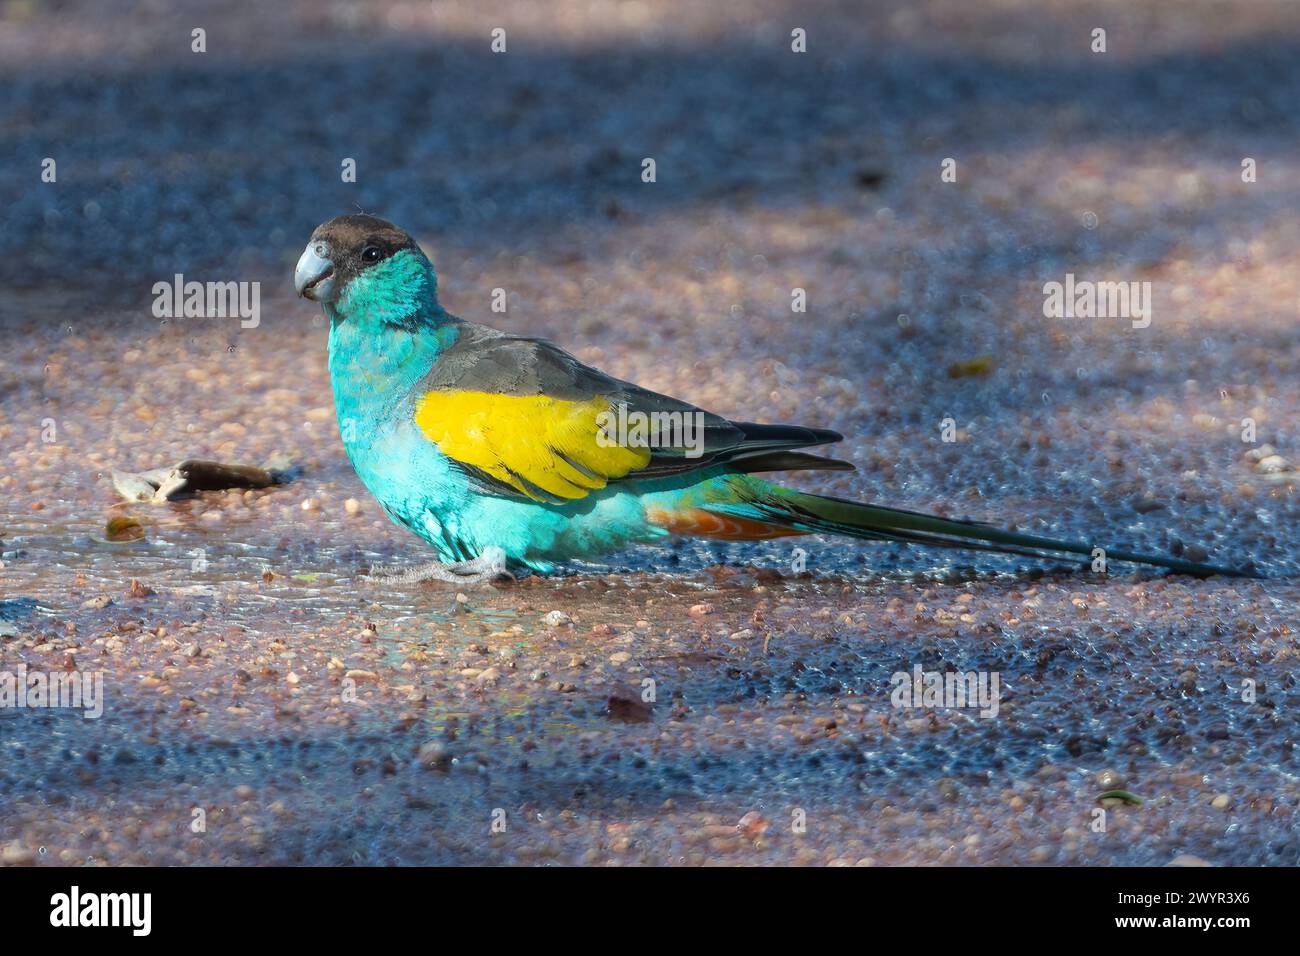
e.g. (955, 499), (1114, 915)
(730, 450), (856, 475)
(733, 421), (843, 447)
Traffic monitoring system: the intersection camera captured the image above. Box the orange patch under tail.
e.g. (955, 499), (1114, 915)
(647, 507), (807, 541)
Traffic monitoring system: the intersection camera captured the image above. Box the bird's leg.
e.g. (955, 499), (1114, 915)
(368, 546), (512, 585)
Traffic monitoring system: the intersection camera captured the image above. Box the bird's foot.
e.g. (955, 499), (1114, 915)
(368, 546), (512, 585)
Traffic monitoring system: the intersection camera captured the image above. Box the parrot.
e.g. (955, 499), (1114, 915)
(294, 214), (1250, 583)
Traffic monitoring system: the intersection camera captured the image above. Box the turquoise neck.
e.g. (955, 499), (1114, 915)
(333, 248), (445, 331)
(325, 253), (460, 449)
(327, 318), (460, 452)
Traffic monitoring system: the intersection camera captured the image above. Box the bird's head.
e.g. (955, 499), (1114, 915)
(295, 214), (439, 325)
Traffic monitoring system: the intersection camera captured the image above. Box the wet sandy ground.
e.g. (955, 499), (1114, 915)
(1, 0), (1298, 865)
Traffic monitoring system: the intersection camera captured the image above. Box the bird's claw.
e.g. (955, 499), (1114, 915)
(366, 546), (512, 585)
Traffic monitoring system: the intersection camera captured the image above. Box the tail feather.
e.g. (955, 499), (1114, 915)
(723, 486), (1257, 578)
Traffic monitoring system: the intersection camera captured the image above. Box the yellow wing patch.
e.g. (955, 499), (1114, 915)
(413, 390), (652, 501)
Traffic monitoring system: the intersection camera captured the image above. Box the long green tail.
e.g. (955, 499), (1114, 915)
(736, 486), (1256, 578)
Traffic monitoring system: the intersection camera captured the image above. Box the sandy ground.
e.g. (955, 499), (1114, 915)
(0, 0), (1297, 865)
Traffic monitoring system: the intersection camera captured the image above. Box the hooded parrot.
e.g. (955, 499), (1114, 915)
(294, 214), (1250, 583)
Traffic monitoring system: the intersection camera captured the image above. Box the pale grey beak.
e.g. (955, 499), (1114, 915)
(295, 241), (336, 302)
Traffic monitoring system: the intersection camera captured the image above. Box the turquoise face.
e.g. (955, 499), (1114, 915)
(331, 248), (442, 330)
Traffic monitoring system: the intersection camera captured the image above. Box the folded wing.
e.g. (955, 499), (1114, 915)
(412, 324), (852, 503)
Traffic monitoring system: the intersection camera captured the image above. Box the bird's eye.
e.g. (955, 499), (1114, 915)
(361, 245), (382, 263)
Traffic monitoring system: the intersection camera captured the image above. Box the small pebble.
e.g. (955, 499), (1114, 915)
(0, 842), (36, 866)
(1095, 769), (1125, 790)
(418, 742), (451, 770)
